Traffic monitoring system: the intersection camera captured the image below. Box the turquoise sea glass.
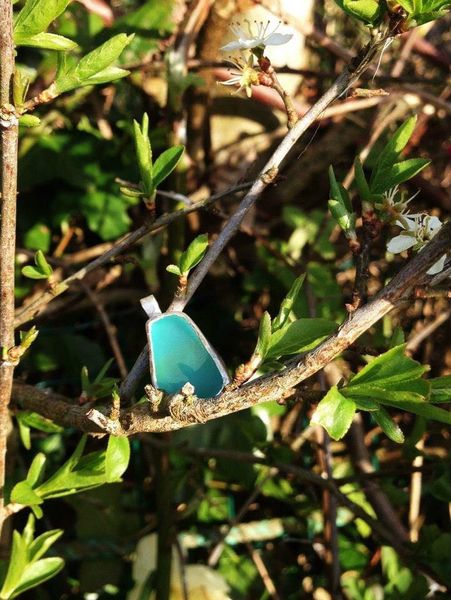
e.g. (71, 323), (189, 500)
(148, 314), (226, 398)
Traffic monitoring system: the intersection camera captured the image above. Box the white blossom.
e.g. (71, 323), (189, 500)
(220, 20), (292, 52)
(387, 214), (447, 275)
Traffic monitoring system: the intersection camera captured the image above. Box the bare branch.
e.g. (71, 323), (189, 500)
(11, 220), (451, 436)
(0, 0), (18, 535)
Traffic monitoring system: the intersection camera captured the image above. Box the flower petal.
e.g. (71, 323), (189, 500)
(264, 32), (293, 46)
(220, 40), (248, 51)
(387, 234), (416, 254)
(426, 254), (447, 275)
(425, 215), (442, 237)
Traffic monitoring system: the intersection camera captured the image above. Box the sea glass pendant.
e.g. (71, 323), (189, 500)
(141, 295), (229, 399)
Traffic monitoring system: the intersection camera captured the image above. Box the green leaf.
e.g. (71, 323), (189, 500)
(105, 436), (130, 483)
(354, 157), (371, 202)
(81, 190), (133, 241)
(334, 0), (385, 24)
(55, 34), (133, 94)
(0, 531), (28, 598)
(19, 412), (63, 434)
(26, 453), (47, 487)
(429, 375), (451, 403)
(328, 166), (356, 235)
(166, 264), (182, 276)
(396, 0), (451, 25)
(12, 558), (64, 598)
(14, 0), (71, 38)
(14, 32), (78, 51)
(36, 436), (87, 497)
(22, 250), (53, 280)
(372, 407), (405, 443)
(23, 223), (50, 252)
(21, 267), (48, 280)
(311, 387), (356, 440)
(272, 274), (305, 331)
(348, 345), (428, 388)
(133, 114), (153, 194)
(369, 117), (430, 193)
(266, 318), (336, 359)
(345, 383), (451, 425)
(179, 234), (209, 275)
(16, 414), (31, 450)
(10, 481), (43, 506)
(34, 251), (52, 276)
(19, 114), (41, 128)
(371, 158), (430, 194)
(29, 530), (63, 562)
(82, 66), (130, 86)
(255, 312), (272, 358)
(152, 145), (185, 189)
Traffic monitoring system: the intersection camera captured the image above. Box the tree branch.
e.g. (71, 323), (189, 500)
(11, 220), (451, 436)
(0, 0), (18, 536)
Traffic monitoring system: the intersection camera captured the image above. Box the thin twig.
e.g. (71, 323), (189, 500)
(0, 0), (18, 536)
(406, 309), (450, 354)
(348, 414), (408, 542)
(81, 282), (129, 379)
(409, 437), (424, 542)
(13, 182), (252, 327)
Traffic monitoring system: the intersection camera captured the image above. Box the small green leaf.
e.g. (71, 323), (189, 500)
(13, 558), (64, 598)
(429, 375), (451, 403)
(21, 267), (48, 280)
(55, 34), (132, 94)
(35, 250), (52, 276)
(28, 530), (63, 562)
(19, 115), (41, 129)
(16, 413), (31, 450)
(19, 412), (63, 434)
(22, 250), (53, 279)
(152, 145), (185, 188)
(267, 318), (336, 359)
(166, 264), (182, 276)
(369, 117), (430, 194)
(396, 0), (451, 25)
(105, 436), (130, 483)
(23, 250), (53, 281)
(179, 234), (209, 275)
(10, 481), (43, 506)
(14, 32), (78, 51)
(255, 312), (272, 358)
(354, 157), (371, 202)
(81, 66), (130, 86)
(0, 530), (28, 598)
(348, 345), (428, 388)
(334, 0), (385, 25)
(14, 0), (71, 38)
(372, 407), (405, 443)
(371, 158), (430, 194)
(133, 114), (153, 195)
(311, 387), (356, 440)
(328, 166), (356, 235)
(272, 274), (305, 331)
(26, 453), (47, 487)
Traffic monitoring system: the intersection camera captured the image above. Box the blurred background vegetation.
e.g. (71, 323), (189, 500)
(8, 0), (450, 598)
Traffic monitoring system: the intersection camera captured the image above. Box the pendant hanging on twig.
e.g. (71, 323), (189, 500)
(141, 295), (229, 399)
